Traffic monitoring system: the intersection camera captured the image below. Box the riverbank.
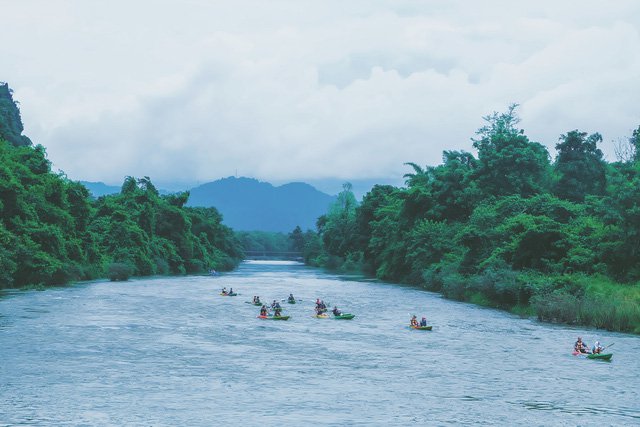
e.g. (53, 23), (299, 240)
(317, 259), (640, 334)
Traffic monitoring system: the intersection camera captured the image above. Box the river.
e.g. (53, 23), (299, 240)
(1, 261), (639, 426)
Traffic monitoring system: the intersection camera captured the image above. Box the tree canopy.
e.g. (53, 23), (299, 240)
(308, 106), (640, 333)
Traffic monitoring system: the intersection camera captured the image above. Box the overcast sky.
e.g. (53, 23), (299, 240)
(2, 0), (639, 192)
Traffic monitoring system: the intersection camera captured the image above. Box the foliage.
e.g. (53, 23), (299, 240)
(554, 130), (606, 202)
(108, 262), (133, 281)
(0, 83), (32, 146)
(311, 105), (640, 333)
(0, 84), (243, 289)
(0, 142), (244, 289)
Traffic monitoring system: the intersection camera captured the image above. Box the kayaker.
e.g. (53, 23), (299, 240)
(228, 288), (234, 295)
(574, 337), (590, 354)
(255, 296), (261, 304)
(274, 307), (282, 317)
(592, 341), (603, 354)
(288, 294), (295, 303)
(420, 317), (427, 327)
(260, 305), (268, 316)
(410, 315), (418, 327)
(315, 306), (324, 316)
(332, 306), (342, 316)
(221, 287), (228, 295)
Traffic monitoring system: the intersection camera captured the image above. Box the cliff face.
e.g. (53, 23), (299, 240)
(0, 83), (32, 147)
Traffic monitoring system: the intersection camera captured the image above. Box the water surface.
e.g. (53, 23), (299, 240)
(1, 261), (638, 426)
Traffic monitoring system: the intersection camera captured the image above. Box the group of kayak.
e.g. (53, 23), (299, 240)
(222, 288), (613, 358)
(224, 288), (434, 326)
(572, 337), (613, 360)
(226, 289), (359, 321)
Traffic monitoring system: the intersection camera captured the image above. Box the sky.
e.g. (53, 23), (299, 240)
(2, 0), (639, 194)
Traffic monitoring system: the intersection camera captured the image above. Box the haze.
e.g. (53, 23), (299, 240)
(2, 0), (639, 190)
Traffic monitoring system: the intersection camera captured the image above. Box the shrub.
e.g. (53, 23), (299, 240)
(108, 262), (133, 281)
(531, 291), (579, 324)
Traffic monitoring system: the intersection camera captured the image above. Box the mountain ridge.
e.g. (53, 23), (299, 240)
(187, 177), (336, 232)
(82, 176), (336, 232)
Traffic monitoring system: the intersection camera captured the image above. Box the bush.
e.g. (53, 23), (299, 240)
(108, 262), (133, 281)
(531, 291), (580, 324)
(441, 271), (466, 300)
(340, 251), (364, 273)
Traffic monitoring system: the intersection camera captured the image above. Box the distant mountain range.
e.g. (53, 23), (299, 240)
(187, 177), (335, 232)
(80, 181), (123, 197)
(81, 177), (336, 233)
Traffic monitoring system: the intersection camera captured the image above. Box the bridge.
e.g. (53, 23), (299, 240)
(243, 251), (304, 261)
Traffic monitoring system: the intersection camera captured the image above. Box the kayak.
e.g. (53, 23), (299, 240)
(220, 292), (237, 296)
(410, 325), (433, 331)
(287, 300), (297, 304)
(333, 313), (355, 319)
(588, 353), (613, 361)
(314, 314), (330, 319)
(257, 315), (290, 321)
(572, 351), (613, 361)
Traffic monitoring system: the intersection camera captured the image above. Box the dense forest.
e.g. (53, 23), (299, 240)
(236, 226), (316, 257)
(302, 106), (640, 333)
(0, 83), (243, 289)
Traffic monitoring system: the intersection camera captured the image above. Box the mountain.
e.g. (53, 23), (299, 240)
(187, 177), (336, 232)
(80, 181), (122, 197)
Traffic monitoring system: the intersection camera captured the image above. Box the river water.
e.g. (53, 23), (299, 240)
(1, 261), (639, 426)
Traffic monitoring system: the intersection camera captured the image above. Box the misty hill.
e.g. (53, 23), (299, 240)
(187, 177), (336, 232)
(80, 181), (122, 197)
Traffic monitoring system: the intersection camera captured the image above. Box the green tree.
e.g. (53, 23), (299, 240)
(0, 83), (32, 147)
(288, 226), (305, 252)
(554, 130), (606, 201)
(472, 105), (550, 198)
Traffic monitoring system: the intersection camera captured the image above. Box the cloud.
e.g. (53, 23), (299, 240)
(2, 0), (639, 185)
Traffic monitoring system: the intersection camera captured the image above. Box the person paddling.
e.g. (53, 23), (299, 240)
(420, 317), (427, 327)
(332, 306), (342, 316)
(260, 305), (268, 316)
(410, 315), (418, 327)
(288, 293), (295, 303)
(316, 299), (327, 313)
(274, 307), (282, 317)
(592, 341), (604, 354)
(221, 287), (228, 295)
(574, 337), (590, 354)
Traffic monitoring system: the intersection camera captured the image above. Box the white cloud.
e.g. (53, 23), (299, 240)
(1, 0), (639, 185)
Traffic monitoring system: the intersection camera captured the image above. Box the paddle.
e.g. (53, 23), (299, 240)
(603, 342), (615, 350)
